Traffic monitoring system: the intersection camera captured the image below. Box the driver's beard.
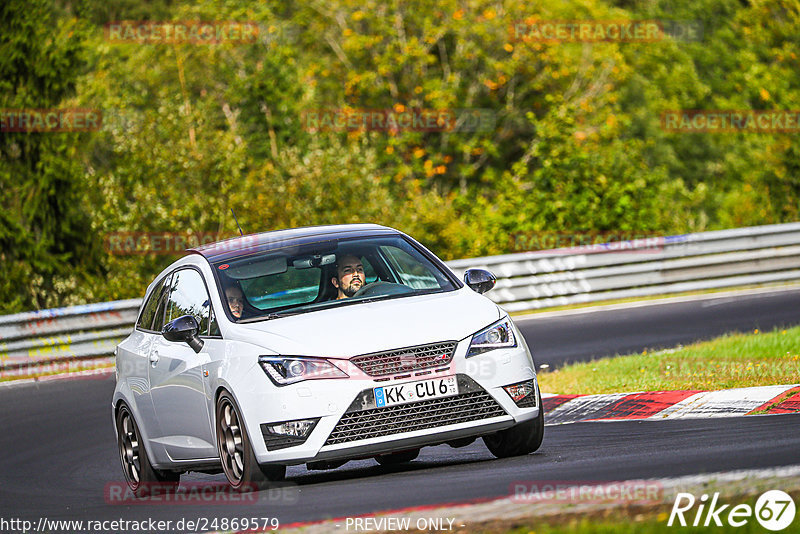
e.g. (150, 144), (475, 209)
(342, 279), (362, 297)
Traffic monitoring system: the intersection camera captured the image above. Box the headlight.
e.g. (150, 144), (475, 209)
(259, 356), (348, 386)
(466, 317), (516, 357)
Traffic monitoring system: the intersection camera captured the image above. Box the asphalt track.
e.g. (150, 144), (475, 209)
(1, 288), (800, 530)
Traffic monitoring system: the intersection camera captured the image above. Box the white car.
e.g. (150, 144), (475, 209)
(112, 224), (543, 495)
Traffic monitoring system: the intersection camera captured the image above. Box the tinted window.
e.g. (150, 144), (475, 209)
(164, 269), (211, 334)
(137, 276), (166, 330)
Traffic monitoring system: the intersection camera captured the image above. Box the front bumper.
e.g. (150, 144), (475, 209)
(241, 338), (539, 465)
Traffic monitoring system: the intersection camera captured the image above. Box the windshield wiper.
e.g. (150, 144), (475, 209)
(265, 310), (304, 319)
(238, 310), (302, 323)
(353, 294), (397, 304)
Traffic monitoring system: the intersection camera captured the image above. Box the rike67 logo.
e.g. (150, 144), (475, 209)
(668, 490), (796, 531)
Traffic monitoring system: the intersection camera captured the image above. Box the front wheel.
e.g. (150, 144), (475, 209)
(116, 404), (179, 498)
(483, 387), (544, 458)
(216, 391), (285, 490)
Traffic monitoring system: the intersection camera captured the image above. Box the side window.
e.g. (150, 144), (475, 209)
(164, 269), (211, 334)
(137, 276), (166, 330)
(380, 246), (441, 289)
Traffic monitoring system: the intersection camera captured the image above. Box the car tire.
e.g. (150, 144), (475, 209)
(116, 404), (180, 498)
(216, 391), (286, 490)
(483, 386), (545, 458)
(374, 448), (420, 465)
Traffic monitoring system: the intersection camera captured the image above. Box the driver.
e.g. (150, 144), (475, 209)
(331, 254), (365, 299)
(225, 285), (244, 318)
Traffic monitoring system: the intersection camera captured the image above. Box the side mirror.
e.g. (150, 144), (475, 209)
(464, 268), (497, 294)
(162, 314), (204, 353)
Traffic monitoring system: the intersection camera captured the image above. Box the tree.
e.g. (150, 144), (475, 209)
(0, 0), (98, 312)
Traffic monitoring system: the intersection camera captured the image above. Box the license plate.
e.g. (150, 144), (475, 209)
(374, 376), (458, 408)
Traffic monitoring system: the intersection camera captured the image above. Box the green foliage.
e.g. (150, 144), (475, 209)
(0, 0), (98, 312)
(1, 0), (799, 310)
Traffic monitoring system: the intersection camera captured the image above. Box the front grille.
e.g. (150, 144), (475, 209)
(324, 390), (506, 446)
(350, 341), (457, 376)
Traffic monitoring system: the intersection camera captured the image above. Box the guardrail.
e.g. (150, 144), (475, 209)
(447, 222), (800, 312)
(2, 222), (800, 375)
(0, 299), (141, 377)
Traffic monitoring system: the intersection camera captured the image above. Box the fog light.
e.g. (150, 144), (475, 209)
(261, 418), (320, 451)
(503, 379), (536, 406)
(267, 418), (317, 437)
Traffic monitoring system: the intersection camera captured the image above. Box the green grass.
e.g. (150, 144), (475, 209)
(537, 325), (800, 395)
(467, 491), (800, 533)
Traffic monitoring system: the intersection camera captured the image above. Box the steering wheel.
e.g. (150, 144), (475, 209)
(353, 281), (414, 298)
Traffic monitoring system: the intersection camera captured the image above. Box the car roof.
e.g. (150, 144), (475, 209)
(188, 223), (401, 263)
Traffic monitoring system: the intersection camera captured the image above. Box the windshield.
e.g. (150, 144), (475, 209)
(211, 235), (457, 321)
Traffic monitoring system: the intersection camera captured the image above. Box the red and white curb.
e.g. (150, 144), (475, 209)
(542, 384), (800, 424)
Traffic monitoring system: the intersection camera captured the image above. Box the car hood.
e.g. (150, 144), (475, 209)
(227, 287), (501, 357)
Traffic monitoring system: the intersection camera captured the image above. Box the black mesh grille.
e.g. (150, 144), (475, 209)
(350, 341), (457, 376)
(324, 390), (506, 446)
(517, 392), (538, 408)
(510, 380), (538, 408)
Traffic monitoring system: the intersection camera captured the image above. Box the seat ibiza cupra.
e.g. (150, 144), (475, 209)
(112, 224), (543, 495)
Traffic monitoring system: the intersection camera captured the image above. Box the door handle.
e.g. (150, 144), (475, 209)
(149, 351), (160, 366)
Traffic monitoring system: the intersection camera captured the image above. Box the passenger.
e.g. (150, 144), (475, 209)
(225, 285), (244, 318)
(331, 254), (365, 299)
